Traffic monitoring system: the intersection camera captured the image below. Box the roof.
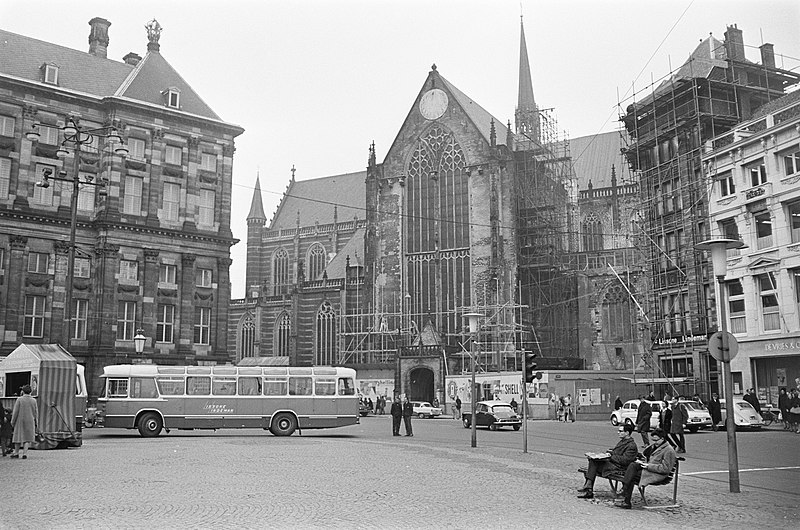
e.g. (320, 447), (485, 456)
(323, 227), (365, 279)
(268, 171), (366, 230)
(247, 176), (267, 221)
(439, 72), (510, 147)
(570, 131), (632, 190)
(0, 344), (76, 371)
(0, 28), (222, 121)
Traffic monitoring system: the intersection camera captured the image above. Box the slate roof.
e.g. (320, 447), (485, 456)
(0, 28), (221, 121)
(439, 72), (510, 147)
(323, 227), (365, 279)
(268, 171), (366, 230)
(570, 131), (632, 190)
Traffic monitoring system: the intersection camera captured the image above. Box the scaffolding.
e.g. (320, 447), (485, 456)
(617, 43), (800, 396)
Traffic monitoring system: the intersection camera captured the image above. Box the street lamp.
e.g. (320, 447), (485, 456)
(133, 329), (147, 355)
(462, 311), (483, 448)
(696, 237), (746, 493)
(28, 118), (128, 348)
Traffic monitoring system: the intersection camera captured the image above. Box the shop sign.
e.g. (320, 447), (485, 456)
(764, 340), (800, 352)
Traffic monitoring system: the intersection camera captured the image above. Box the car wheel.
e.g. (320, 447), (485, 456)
(624, 418), (634, 426)
(463, 417), (470, 428)
(137, 412), (163, 437)
(270, 412), (297, 436)
(489, 424), (498, 431)
(418, 413), (424, 418)
(610, 416), (619, 426)
(513, 425), (521, 431)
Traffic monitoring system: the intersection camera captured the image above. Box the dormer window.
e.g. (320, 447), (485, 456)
(162, 87), (181, 109)
(41, 63), (59, 85)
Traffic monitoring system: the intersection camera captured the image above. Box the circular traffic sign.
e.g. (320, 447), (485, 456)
(708, 331), (739, 362)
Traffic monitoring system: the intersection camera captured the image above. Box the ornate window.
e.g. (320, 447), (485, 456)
(582, 214), (603, 252)
(307, 243), (326, 281)
(275, 312), (291, 356)
(272, 248), (290, 295)
(405, 125), (469, 339)
(239, 313), (256, 359)
(315, 301), (337, 365)
(601, 285), (633, 341)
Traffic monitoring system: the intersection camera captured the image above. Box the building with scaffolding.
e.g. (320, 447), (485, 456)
(619, 24), (800, 399)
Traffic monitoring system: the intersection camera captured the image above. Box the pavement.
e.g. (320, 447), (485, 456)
(0, 418), (797, 530)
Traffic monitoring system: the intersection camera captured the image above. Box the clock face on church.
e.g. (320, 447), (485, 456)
(419, 88), (448, 120)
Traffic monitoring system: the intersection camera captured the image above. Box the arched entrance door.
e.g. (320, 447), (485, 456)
(408, 367), (434, 403)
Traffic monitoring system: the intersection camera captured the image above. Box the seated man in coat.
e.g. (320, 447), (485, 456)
(616, 428), (677, 509)
(577, 422), (638, 499)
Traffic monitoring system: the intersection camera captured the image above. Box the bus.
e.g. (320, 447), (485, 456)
(97, 364), (359, 437)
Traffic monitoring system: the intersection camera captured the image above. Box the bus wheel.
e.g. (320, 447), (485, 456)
(270, 413), (297, 436)
(137, 412), (163, 437)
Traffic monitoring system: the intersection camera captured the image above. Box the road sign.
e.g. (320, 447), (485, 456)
(708, 331), (739, 362)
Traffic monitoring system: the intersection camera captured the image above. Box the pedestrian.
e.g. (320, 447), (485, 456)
(635, 396), (652, 446)
(777, 388), (789, 430)
(0, 408), (12, 456)
(402, 396), (414, 437)
(646, 390), (655, 401)
(557, 395), (565, 422)
(692, 393), (704, 408)
(379, 395), (386, 415)
(10, 384), (38, 459)
(510, 398), (518, 413)
(707, 392), (722, 431)
(743, 388), (762, 415)
(788, 388), (800, 434)
(455, 396), (462, 420)
(433, 397), (439, 409)
(614, 395), (623, 410)
(564, 394), (574, 422)
(669, 399), (687, 453)
(659, 400), (675, 448)
(390, 396), (403, 436)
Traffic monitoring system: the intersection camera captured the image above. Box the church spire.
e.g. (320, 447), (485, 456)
(246, 174), (266, 223)
(515, 16), (540, 141)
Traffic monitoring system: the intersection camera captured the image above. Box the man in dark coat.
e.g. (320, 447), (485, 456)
(635, 396), (652, 446)
(614, 396), (623, 410)
(577, 423), (639, 499)
(778, 388), (790, 430)
(390, 396), (403, 436)
(401, 396), (414, 436)
(743, 388), (762, 415)
(707, 392), (722, 431)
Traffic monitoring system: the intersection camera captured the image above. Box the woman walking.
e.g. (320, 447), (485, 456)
(10, 384), (38, 459)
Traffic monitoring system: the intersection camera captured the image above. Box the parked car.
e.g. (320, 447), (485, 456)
(462, 400), (522, 430)
(719, 398), (763, 429)
(677, 400), (712, 432)
(411, 401), (442, 418)
(610, 399), (661, 429)
(358, 401), (371, 417)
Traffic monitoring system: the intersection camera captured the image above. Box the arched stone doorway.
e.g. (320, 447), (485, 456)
(408, 366), (435, 403)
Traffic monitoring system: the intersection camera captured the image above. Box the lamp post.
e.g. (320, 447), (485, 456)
(463, 311), (483, 448)
(133, 329), (147, 355)
(27, 118), (128, 348)
(696, 237), (746, 493)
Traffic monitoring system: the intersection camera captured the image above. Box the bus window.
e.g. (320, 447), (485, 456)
(264, 377), (287, 396)
(338, 377), (355, 396)
(212, 377), (236, 396)
(157, 376), (185, 396)
(131, 377), (158, 399)
(315, 377), (336, 396)
(288, 376), (312, 396)
(238, 377), (261, 396)
(187, 376), (211, 395)
(108, 378), (129, 398)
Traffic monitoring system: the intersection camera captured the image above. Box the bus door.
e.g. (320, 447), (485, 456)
(185, 375), (221, 429)
(337, 375), (357, 417)
(313, 377), (338, 425)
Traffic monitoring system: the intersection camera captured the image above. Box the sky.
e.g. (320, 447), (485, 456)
(2, 0), (799, 298)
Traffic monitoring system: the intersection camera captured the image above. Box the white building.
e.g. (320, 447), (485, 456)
(703, 90), (800, 404)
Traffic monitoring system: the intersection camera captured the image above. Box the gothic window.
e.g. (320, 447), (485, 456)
(272, 248), (290, 295)
(582, 214), (603, 252)
(275, 312), (291, 356)
(405, 125), (469, 339)
(239, 313), (256, 359)
(315, 301), (337, 365)
(601, 285), (633, 341)
(307, 243), (326, 281)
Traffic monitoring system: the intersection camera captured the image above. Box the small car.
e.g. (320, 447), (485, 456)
(719, 398), (763, 429)
(462, 400), (522, 431)
(677, 400), (712, 432)
(610, 399), (661, 429)
(411, 401), (442, 418)
(358, 401), (371, 417)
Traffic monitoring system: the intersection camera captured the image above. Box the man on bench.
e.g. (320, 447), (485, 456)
(577, 422), (638, 499)
(616, 428), (677, 509)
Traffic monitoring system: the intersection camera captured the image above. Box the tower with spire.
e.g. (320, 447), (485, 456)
(515, 16), (540, 143)
(246, 175), (267, 298)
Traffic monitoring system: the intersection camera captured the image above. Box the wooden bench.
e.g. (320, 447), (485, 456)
(577, 456), (685, 509)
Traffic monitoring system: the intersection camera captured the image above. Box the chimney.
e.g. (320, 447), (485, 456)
(123, 52), (142, 66)
(88, 17), (111, 58)
(724, 24), (745, 62)
(760, 43), (775, 69)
